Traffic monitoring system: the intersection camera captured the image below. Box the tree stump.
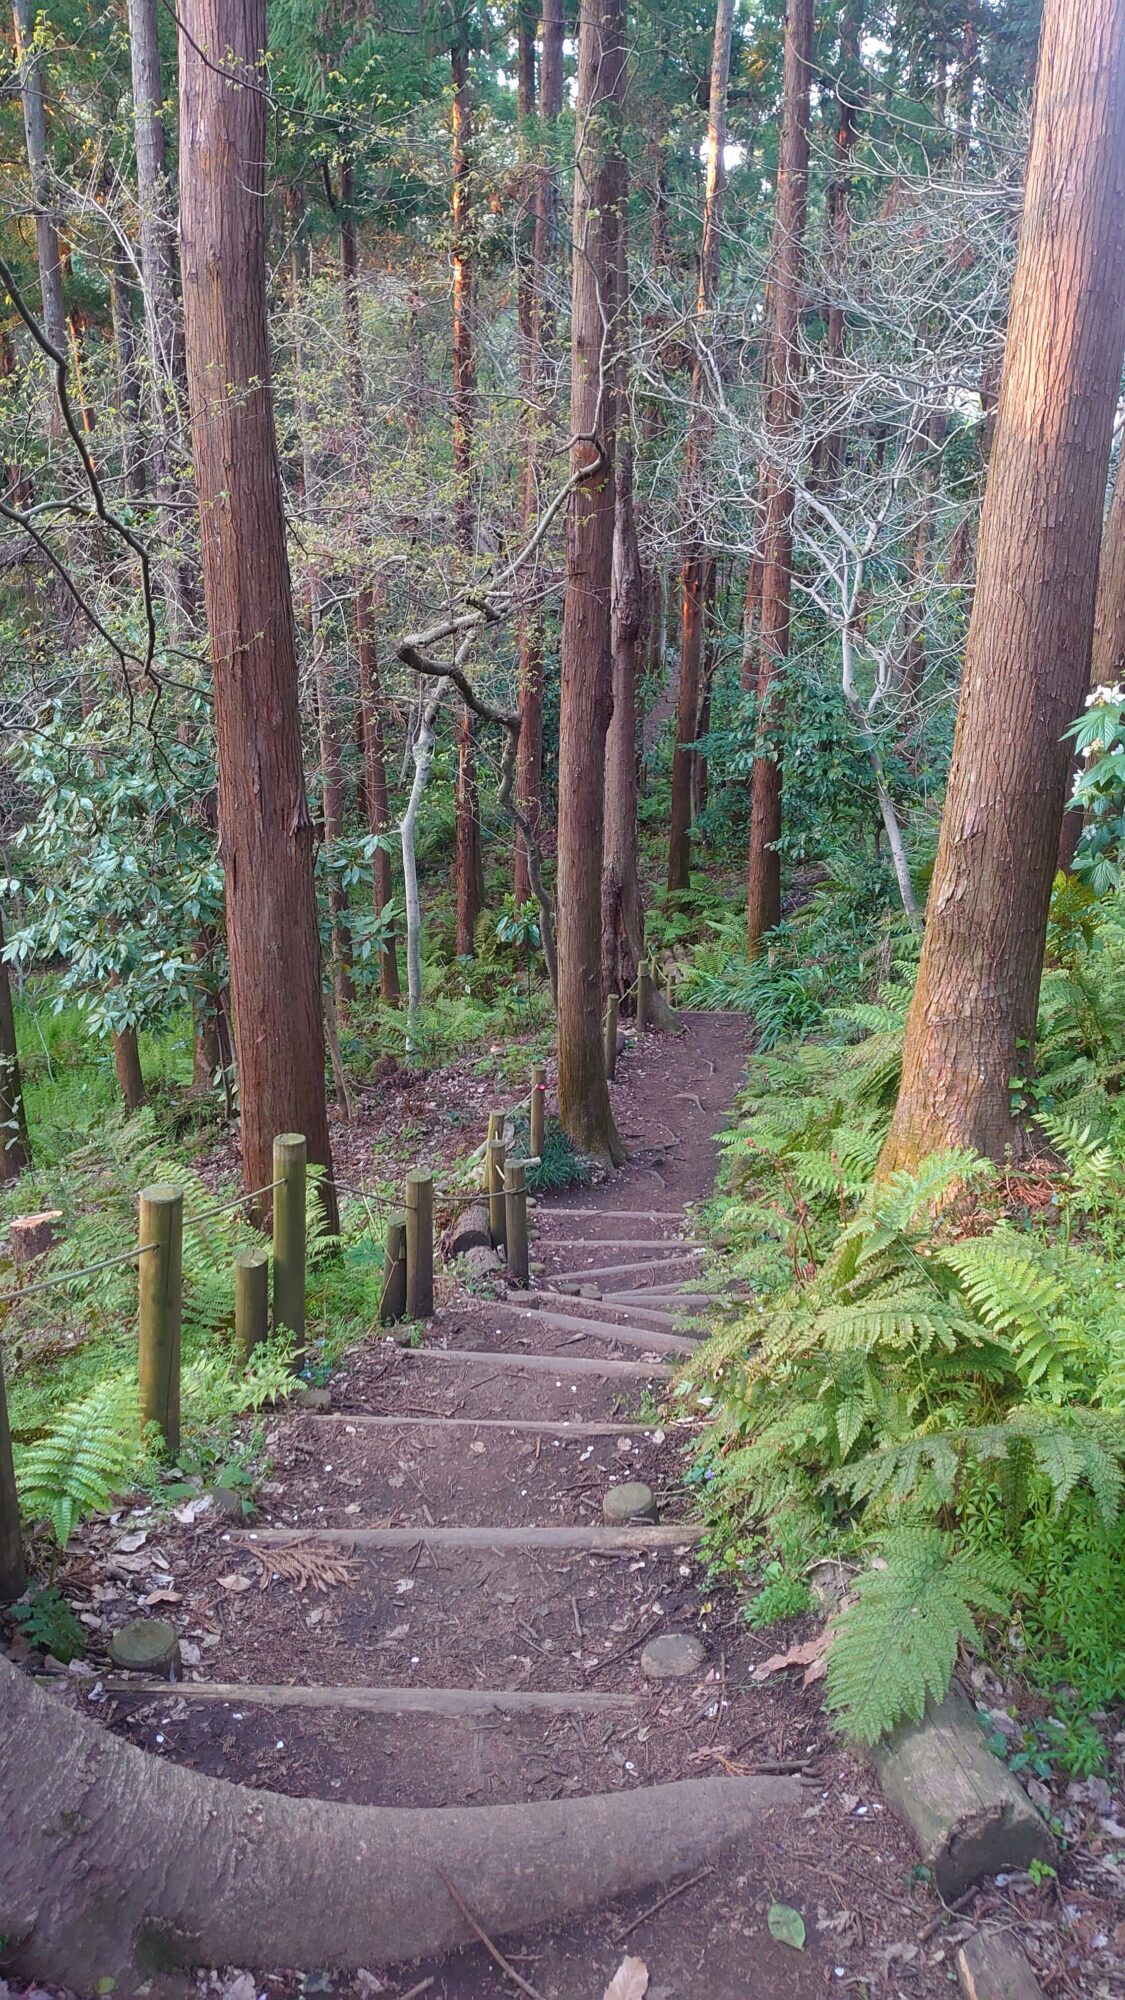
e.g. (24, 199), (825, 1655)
(8, 1211), (62, 1266)
(871, 1687), (1056, 1898)
(108, 1618), (181, 1678)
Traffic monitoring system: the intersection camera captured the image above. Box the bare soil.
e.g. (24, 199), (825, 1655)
(9, 1013), (1124, 2000)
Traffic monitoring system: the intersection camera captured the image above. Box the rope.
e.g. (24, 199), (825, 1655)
(185, 1176), (285, 1229)
(0, 1239), (158, 1306)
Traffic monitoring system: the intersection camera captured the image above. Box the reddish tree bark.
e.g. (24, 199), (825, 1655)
(451, 34), (483, 956)
(0, 912), (30, 1179)
(666, 0), (735, 892)
(745, 0), (813, 953)
(880, 0), (1125, 1174)
(1057, 453), (1125, 871)
(358, 592), (402, 1005)
(514, 0), (564, 910)
(556, 0), (625, 1163)
(178, 0), (336, 1227)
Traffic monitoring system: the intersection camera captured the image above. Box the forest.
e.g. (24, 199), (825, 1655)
(1, 0), (1125, 1992)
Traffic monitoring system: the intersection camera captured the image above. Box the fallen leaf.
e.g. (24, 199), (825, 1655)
(142, 1589), (182, 1607)
(767, 1904), (806, 1950)
(173, 1494), (213, 1525)
(250, 1542), (357, 1593)
(220, 1975), (256, 2000)
(753, 1629), (831, 1683)
(602, 1956), (649, 2000)
(115, 1531), (148, 1553)
(217, 1573), (252, 1594)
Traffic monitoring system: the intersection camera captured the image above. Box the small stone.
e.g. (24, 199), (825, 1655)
(108, 1618), (180, 1677)
(641, 1632), (707, 1680)
(603, 1481), (658, 1524)
(580, 1285), (602, 1299)
(211, 1485), (253, 1523)
(292, 1386), (332, 1411)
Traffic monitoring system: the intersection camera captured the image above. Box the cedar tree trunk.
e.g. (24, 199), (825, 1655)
(178, 0), (336, 1228)
(1057, 456), (1125, 871)
(451, 36), (483, 956)
(666, 0), (734, 892)
(12, 0), (65, 398)
(0, 912), (30, 1178)
(745, 0), (813, 953)
(556, 0), (626, 1163)
(879, 0), (1125, 1174)
(359, 591), (403, 1004)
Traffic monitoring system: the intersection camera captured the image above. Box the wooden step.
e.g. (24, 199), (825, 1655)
(611, 1289), (720, 1306)
(533, 1237), (698, 1252)
(546, 1254), (704, 1286)
(241, 1523), (702, 1552)
(398, 1345), (672, 1380)
(304, 1412), (672, 1438)
(489, 1301), (696, 1356)
(530, 1207), (684, 1222)
(105, 1679), (638, 1716)
(514, 1291), (688, 1330)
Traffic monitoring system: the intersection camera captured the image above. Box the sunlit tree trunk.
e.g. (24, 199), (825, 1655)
(12, 0), (65, 433)
(0, 914), (30, 1179)
(745, 0), (813, 953)
(556, 0), (625, 1163)
(880, 0), (1125, 1174)
(1057, 452), (1125, 871)
(515, 0), (565, 911)
(178, 0), (336, 1228)
(358, 592), (402, 1005)
(666, 0), (734, 892)
(451, 34), (483, 957)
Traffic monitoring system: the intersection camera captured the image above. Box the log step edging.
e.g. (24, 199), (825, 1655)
(546, 1254), (705, 1286)
(239, 1523), (702, 1552)
(488, 1302), (697, 1356)
(304, 1413), (679, 1438)
(396, 1344), (673, 1380)
(103, 1679), (639, 1716)
(522, 1291), (691, 1330)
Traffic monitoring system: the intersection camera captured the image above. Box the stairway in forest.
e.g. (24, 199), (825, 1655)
(100, 1015), (929, 1998)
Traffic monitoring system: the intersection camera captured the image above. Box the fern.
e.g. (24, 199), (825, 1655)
(826, 1527), (1021, 1744)
(16, 1375), (145, 1546)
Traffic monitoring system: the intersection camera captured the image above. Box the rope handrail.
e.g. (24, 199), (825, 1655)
(186, 1176), (286, 1229)
(0, 1238), (158, 1306)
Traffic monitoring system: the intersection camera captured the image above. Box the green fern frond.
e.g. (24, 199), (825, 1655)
(16, 1376), (144, 1546)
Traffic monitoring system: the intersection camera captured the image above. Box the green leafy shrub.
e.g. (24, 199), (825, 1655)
(10, 1585), (86, 1662)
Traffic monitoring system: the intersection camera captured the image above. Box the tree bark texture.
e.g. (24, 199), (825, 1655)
(1058, 451), (1125, 870)
(556, 0), (626, 1163)
(745, 0), (813, 954)
(178, 0), (337, 1229)
(451, 36), (483, 956)
(602, 208), (646, 1000)
(114, 1025), (146, 1114)
(666, 0), (734, 893)
(514, 0), (564, 909)
(0, 913), (30, 1179)
(358, 591), (402, 1004)
(12, 0), (66, 396)
(0, 1351), (24, 1602)
(0, 1656), (797, 1989)
(880, 0), (1125, 1173)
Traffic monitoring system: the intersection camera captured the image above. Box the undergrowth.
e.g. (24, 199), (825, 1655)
(694, 879), (1125, 1743)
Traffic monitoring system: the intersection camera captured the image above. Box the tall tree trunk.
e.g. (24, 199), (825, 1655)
(816, 4), (862, 485)
(879, 0), (1125, 1175)
(108, 249), (147, 500)
(0, 913), (30, 1179)
(113, 1026), (146, 1114)
(666, 0), (735, 893)
(126, 0), (191, 629)
(291, 211), (353, 1015)
(1057, 449), (1125, 871)
(0, 1349), (25, 1603)
(602, 204), (645, 1000)
(745, 0), (813, 953)
(178, 0), (337, 1229)
(556, 0), (626, 1163)
(514, 0), (564, 909)
(900, 408), (947, 700)
(358, 592), (402, 1004)
(451, 35), (482, 957)
(12, 0), (65, 431)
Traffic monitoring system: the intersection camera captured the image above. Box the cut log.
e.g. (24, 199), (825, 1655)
(525, 1292), (694, 1330)
(8, 1210), (62, 1266)
(546, 1254), (704, 1286)
(443, 1197), (492, 1260)
(0, 1655), (800, 1987)
(104, 1678), (636, 1716)
(871, 1687), (1056, 1898)
(240, 1522), (702, 1552)
(535, 1237), (697, 1252)
(957, 1931), (1047, 2000)
(107, 1619), (180, 1678)
(398, 1345), (672, 1381)
(305, 1413), (670, 1437)
(489, 1303), (696, 1357)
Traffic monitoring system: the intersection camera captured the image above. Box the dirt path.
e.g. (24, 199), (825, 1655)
(92, 1015), (948, 1998)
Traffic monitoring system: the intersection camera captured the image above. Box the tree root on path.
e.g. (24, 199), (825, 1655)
(0, 1659), (800, 1995)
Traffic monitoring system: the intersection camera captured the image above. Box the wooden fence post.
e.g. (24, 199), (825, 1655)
(487, 1134), (507, 1249)
(0, 1334), (26, 1602)
(504, 1160), (529, 1287)
(405, 1170), (433, 1319)
(530, 1062), (546, 1163)
(379, 1214), (407, 1324)
(272, 1133), (307, 1365)
(663, 968), (676, 1009)
(234, 1247), (269, 1363)
(604, 993), (620, 1080)
(138, 1182), (183, 1454)
(483, 1109), (503, 1187)
(637, 959), (652, 1032)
